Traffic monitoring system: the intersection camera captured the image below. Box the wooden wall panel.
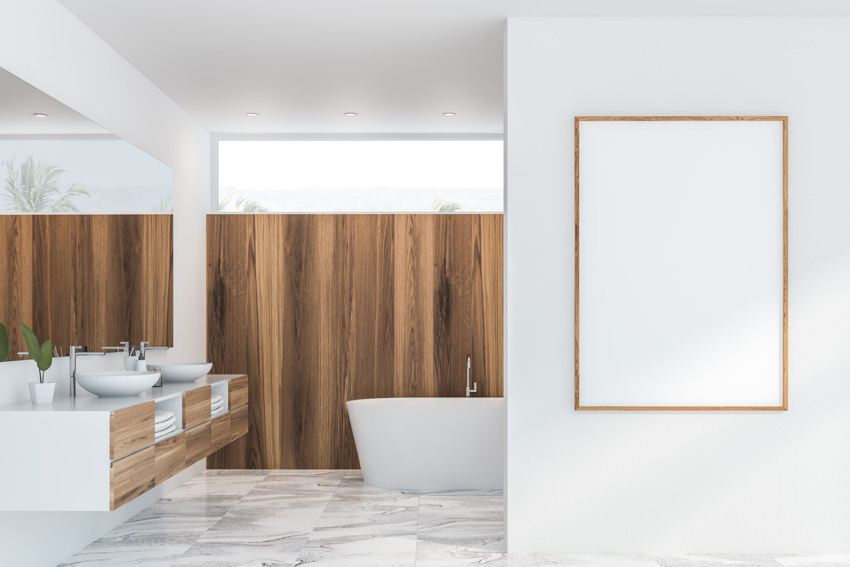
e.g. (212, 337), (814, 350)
(207, 214), (503, 470)
(0, 215), (172, 356)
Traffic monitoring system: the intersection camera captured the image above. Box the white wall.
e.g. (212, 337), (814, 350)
(0, 1), (210, 565)
(505, 17), (850, 553)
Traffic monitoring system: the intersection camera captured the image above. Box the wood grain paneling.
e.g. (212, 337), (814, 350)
(110, 446), (155, 510)
(207, 214), (503, 470)
(0, 215), (173, 356)
(182, 386), (211, 429)
(110, 402), (155, 460)
(154, 432), (185, 485)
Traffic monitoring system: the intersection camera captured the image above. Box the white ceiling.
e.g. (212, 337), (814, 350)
(59, 0), (850, 134)
(0, 67), (110, 135)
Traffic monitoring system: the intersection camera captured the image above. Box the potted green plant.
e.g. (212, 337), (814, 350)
(19, 323), (54, 404)
(0, 323), (9, 362)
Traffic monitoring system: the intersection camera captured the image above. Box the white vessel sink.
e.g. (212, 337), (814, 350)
(76, 371), (161, 397)
(148, 362), (212, 383)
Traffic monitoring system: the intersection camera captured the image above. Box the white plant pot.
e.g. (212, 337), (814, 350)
(29, 382), (55, 405)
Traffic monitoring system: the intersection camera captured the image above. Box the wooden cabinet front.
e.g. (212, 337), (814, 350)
(111, 402), (155, 460)
(229, 376), (249, 408)
(211, 413), (231, 452)
(183, 386), (212, 429)
(154, 433), (186, 485)
(230, 405), (249, 441)
(110, 446), (155, 510)
(185, 422), (211, 466)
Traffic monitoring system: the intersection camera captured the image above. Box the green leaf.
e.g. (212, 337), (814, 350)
(19, 323), (42, 365)
(38, 339), (53, 373)
(0, 323), (9, 362)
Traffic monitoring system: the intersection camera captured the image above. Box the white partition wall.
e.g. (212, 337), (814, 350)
(506, 17), (850, 553)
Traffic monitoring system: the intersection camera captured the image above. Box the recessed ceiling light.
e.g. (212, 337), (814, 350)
(443, 112), (456, 117)
(245, 112), (260, 117)
(33, 113), (48, 118)
(344, 112), (358, 117)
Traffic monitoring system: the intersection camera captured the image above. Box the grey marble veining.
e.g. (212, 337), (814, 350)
(654, 555), (783, 567)
(536, 554), (661, 566)
(417, 491), (505, 550)
(774, 555), (850, 567)
(59, 471), (848, 567)
(416, 540), (537, 566)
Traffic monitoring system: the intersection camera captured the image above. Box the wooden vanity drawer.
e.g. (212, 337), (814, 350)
(110, 402), (155, 460)
(182, 386), (211, 429)
(110, 446), (155, 510)
(229, 376), (249, 408)
(230, 405), (248, 441)
(154, 432), (186, 485)
(211, 413), (231, 451)
(185, 422), (211, 466)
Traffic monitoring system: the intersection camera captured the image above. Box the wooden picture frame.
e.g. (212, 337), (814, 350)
(574, 116), (788, 411)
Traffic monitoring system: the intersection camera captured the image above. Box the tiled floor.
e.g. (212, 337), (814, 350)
(60, 470), (850, 567)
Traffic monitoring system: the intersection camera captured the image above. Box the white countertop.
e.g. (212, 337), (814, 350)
(0, 374), (246, 413)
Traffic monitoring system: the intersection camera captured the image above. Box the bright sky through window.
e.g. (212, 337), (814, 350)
(217, 140), (503, 213)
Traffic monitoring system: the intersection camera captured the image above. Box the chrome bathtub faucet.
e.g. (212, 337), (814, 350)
(466, 355), (477, 397)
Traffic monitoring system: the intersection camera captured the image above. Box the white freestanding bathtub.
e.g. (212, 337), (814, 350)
(346, 397), (504, 490)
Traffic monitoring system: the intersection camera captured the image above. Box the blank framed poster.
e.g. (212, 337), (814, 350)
(575, 116), (788, 411)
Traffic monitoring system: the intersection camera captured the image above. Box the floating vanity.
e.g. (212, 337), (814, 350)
(0, 374), (248, 511)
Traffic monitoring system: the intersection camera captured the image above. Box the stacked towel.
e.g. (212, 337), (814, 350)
(211, 394), (224, 417)
(155, 410), (177, 440)
(155, 410), (173, 424)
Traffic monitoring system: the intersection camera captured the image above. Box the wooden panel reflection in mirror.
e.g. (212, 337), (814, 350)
(0, 215), (173, 358)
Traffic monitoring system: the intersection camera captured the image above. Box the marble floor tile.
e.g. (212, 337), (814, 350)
(169, 473), (269, 498)
(417, 493), (505, 550)
(108, 495), (237, 538)
(774, 555), (850, 567)
(295, 533), (418, 566)
(654, 555), (782, 567)
(536, 554), (660, 566)
(58, 533), (196, 566)
(186, 508), (312, 556)
(416, 540), (537, 566)
(294, 481), (419, 567)
(59, 470), (843, 567)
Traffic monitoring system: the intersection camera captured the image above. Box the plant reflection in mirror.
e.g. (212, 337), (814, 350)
(3, 156), (90, 212)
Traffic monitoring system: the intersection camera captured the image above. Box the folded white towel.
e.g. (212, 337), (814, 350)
(154, 410), (174, 424)
(211, 394), (223, 405)
(155, 423), (177, 439)
(211, 405), (225, 417)
(155, 416), (176, 432)
(211, 399), (224, 411)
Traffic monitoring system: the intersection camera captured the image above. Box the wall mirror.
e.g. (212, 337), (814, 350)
(575, 116), (787, 411)
(0, 67), (174, 358)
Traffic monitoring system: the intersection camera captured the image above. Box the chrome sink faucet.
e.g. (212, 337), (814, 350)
(138, 341), (170, 386)
(70, 346), (106, 397)
(102, 341), (132, 370)
(466, 355), (477, 397)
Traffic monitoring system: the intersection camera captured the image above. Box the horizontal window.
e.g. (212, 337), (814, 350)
(217, 140), (503, 213)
